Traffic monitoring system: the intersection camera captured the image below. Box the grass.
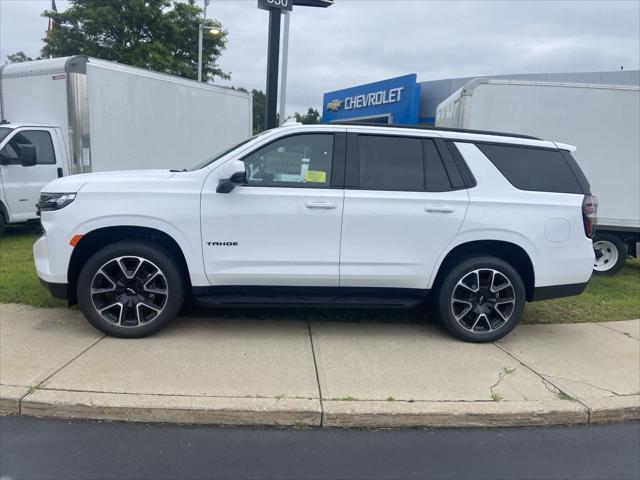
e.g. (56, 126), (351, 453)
(1, 227), (638, 323)
(0, 227), (65, 308)
(521, 257), (640, 324)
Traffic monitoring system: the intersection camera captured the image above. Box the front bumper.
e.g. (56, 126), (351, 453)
(38, 278), (69, 299)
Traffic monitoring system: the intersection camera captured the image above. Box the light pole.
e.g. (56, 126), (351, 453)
(198, 23), (222, 83)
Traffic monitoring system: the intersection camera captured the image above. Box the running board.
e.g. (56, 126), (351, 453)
(194, 294), (425, 309)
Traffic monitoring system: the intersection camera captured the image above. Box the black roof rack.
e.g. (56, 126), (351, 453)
(328, 121), (542, 141)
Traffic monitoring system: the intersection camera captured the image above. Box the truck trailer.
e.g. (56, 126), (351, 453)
(436, 78), (640, 274)
(0, 56), (252, 232)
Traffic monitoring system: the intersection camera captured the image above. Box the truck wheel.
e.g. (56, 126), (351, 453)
(436, 256), (525, 343)
(0, 213), (5, 236)
(593, 233), (627, 275)
(77, 240), (185, 338)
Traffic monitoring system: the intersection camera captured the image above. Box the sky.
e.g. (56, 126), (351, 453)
(1, 0), (639, 116)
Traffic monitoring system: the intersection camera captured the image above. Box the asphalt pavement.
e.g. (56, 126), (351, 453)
(1, 416), (638, 480)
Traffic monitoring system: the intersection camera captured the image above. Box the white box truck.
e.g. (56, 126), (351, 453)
(436, 78), (640, 274)
(0, 56), (252, 232)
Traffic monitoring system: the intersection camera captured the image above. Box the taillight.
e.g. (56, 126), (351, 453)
(582, 195), (598, 238)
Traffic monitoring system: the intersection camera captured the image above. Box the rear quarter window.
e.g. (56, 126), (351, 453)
(476, 143), (585, 194)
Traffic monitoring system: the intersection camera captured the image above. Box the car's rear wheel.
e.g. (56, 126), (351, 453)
(77, 240), (185, 338)
(436, 256), (525, 342)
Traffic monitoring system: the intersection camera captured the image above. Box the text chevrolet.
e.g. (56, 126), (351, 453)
(34, 123), (596, 342)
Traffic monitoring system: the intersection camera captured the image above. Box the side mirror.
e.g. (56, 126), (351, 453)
(217, 170), (247, 193)
(19, 145), (37, 167)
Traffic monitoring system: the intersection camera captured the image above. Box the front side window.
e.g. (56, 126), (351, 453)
(243, 134), (334, 187)
(0, 130), (55, 165)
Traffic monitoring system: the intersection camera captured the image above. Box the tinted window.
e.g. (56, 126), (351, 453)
(477, 143), (584, 194)
(561, 150), (591, 194)
(423, 139), (452, 191)
(244, 134), (333, 187)
(359, 135), (423, 191)
(0, 127), (11, 142)
(0, 130), (55, 165)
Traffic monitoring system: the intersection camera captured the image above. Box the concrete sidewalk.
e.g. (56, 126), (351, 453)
(1, 303), (638, 427)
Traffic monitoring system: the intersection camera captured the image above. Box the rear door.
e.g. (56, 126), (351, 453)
(339, 131), (470, 289)
(0, 128), (60, 222)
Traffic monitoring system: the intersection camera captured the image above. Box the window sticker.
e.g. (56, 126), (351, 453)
(305, 170), (327, 183)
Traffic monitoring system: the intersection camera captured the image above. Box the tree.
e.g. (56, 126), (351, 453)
(5, 51), (33, 64)
(252, 89), (266, 134)
(41, 0), (229, 82)
(294, 108), (321, 125)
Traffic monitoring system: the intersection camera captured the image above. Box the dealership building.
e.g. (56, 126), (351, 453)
(322, 70), (640, 126)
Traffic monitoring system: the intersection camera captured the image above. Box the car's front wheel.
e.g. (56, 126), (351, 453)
(436, 256), (525, 342)
(77, 240), (185, 338)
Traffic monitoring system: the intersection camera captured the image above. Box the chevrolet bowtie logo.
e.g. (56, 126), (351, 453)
(326, 99), (343, 112)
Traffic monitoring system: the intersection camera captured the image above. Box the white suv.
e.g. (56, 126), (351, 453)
(33, 123), (596, 342)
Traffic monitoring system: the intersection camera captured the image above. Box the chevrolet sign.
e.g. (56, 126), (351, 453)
(343, 87), (404, 110)
(322, 74), (420, 125)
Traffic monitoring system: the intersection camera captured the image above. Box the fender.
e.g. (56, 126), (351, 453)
(73, 214), (208, 286)
(427, 228), (539, 289)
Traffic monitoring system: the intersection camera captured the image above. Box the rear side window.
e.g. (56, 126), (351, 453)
(355, 135), (453, 192)
(359, 135), (423, 191)
(477, 143), (584, 194)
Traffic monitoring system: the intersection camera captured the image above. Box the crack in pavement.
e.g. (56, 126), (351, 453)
(542, 373), (623, 397)
(492, 342), (590, 412)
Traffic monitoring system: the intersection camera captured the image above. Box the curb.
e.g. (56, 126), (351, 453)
(3, 388), (639, 428)
(19, 389), (322, 426)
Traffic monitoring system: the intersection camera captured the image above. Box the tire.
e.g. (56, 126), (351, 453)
(77, 240), (185, 338)
(436, 256), (526, 343)
(592, 233), (627, 276)
(0, 213), (5, 237)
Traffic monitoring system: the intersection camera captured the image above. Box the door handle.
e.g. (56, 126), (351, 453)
(425, 205), (455, 214)
(305, 201), (337, 209)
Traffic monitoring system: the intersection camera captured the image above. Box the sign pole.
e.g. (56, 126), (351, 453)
(265, 8), (281, 130)
(278, 10), (290, 125)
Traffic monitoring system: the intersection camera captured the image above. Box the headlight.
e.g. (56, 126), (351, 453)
(37, 193), (77, 214)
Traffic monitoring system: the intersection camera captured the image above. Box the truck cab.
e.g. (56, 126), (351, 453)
(0, 122), (69, 231)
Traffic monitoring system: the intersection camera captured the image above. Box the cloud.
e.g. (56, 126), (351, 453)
(1, 0), (638, 115)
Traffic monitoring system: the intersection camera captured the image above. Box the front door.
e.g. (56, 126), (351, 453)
(201, 132), (345, 287)
(339, 132), (469, 289)
(0, 129), (59, 222)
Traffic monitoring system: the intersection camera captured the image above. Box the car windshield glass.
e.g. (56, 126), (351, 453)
(190, 133), (265, 171)
(0, 127), (12, 143)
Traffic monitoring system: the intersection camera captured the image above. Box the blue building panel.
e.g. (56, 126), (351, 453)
(322, 74), (421, 125)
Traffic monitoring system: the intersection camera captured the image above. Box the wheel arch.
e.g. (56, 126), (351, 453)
(431, 240), (536, 301)
(67, 226), (191, 305)
(0, 198), (10, 223)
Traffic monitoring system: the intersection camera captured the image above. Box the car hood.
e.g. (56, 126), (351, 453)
(42, 170), (177, 194)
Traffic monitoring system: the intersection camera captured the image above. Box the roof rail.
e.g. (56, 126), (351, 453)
(328, 121), (542, 141)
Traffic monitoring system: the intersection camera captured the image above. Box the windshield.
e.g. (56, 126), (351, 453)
(190, 133), (265, 171)
(0, 127), (12, 143)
